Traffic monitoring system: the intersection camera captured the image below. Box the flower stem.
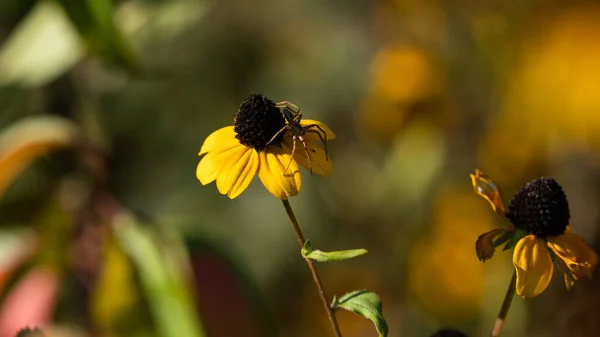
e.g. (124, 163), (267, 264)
(281, 199), (342, 337)
(491, 271), (517, 337)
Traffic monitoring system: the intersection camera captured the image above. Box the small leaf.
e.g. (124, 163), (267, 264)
(301, 240), (367, 262)
(332, 290), (388, 337)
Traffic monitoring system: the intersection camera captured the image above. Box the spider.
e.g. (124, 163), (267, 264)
(265, 101), (329, 175)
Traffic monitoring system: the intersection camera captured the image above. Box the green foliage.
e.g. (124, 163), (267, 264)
(332, 290), (388, 337)
(57, 0), (140, 72)
(113, 213), (206, 337)
(301, 240), (368, 262)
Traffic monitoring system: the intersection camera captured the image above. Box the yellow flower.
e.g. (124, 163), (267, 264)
(470, 170), (598, 298)
(196, 94), (335, 199)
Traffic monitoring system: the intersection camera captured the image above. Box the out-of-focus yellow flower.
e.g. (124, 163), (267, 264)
(409, 188), (494, 319)
(471, 170), (598, 298)
(482, 5), (600, 174)
(358, 45), (444, 143)
(197, 94), (334, 199)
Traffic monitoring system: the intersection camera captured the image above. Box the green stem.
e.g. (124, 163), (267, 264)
(281, 199), (342, 337)
(491, 271), (517, 337)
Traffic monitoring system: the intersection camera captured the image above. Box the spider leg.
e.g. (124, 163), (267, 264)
(304, 124), (328, 161)
(298, 135), (313, 175)
(284, 135), (297, 175)
(266, 125), (290, 146)
(276, 101), (300, 113)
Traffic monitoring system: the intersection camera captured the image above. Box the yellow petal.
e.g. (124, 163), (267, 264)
(215, 146), (252, 194)
(476, 228), (506, 262)
(199, 126), (236, 155)
(258, 146), (301, 199)
(196, 143), (246, 185)
(300, 119), (336, 140)
(223, 148), (259, 199)
(282, 139), (332, 177)
(196, 152), (219, 185)
(548, 233), (598, 280)
(513, 235), (554, 298)
(470, 169), (506, 218)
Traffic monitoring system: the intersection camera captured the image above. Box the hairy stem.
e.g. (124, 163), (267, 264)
(281, 199), (342, 337)
(491, 271), (517, 337)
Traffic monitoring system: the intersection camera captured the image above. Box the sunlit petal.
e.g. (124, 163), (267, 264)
(221, 148), (260, 199)
(300, 119), (336, 140)
(196, 143), (247, 185)
(513, 235), (554, 298)
(258, 146), (301, 199)
(196, 152), (219, 185)
(282, 139), (332, 177)
(476, 228), (506, 262)
(199, 126), (237, 155)
(470, 169), (506, 218)
(548, 233), (598, 280)
(216, 146), (252, 195)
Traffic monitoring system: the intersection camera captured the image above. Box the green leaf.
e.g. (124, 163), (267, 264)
(0, 1), (85, 87)
(301, 240), (367, 262)
(332, 290), (388, 337)
(503, 229), (527, 251)
(113, 212), (206, 337)
(57, 0), (140, 72)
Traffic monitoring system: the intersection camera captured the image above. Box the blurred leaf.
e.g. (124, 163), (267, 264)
(0, 1), (85, 87)
(92, 234), (153, 335)
(301, 240), (367, 262)
(57, 0), (140, 73)
(187, 239), (276, 337)
(0, 116), (80, 199)
(332, 290), (388, 337)
(0, 231), (37, 292)
(113, 211), (206, 337)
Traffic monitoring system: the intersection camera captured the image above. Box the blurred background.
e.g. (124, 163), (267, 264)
(1, 0), (600, 336)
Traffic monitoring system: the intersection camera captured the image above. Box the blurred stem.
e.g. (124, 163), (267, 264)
(281, 199), (342, 337)
(491, 271), (517, 337)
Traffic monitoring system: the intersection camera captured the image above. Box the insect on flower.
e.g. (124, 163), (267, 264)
(266, 101), (329, 174)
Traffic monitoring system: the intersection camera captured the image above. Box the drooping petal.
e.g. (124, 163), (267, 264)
(196, 143), (247, 185)
(258, 146), (301, 199)
(513, 235), (554, 298)
(300, 119), (336, 140)
(282, 139), (332, 177)
(221, 148), (260, 199)
(469, 169), (506, 218)
(215, 145), (252, 195)
(196, 152), (219, 185)
(475, 228), (506, 262)
(548, 233), (598, 281)
(199, 126), (237, 155)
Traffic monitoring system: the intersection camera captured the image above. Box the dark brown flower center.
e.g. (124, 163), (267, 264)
(505, 177), (570, 237)
(16, 328), (44, 337)
(234, 94), (286, 151)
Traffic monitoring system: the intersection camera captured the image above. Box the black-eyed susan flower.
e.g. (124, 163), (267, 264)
(471, 169), (598, 298)
(197, 94), (334, 199)
(16, 328), (44, 337)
